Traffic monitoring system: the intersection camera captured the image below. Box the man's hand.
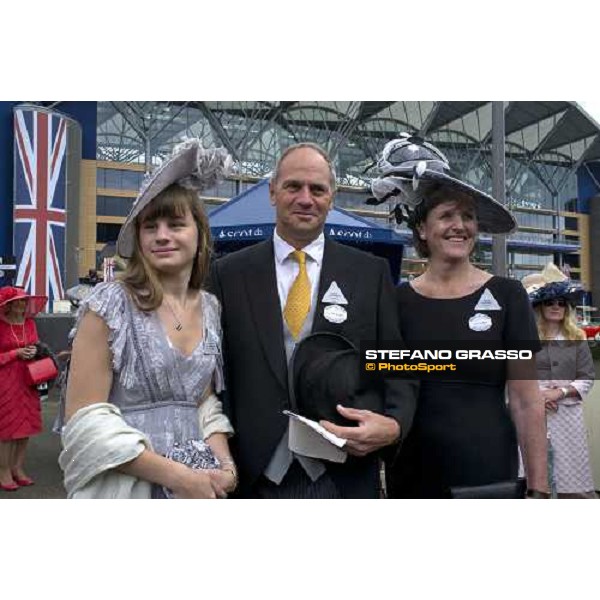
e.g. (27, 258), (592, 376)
(320, 405), (401, 457)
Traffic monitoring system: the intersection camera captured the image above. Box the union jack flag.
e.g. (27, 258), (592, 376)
(13, 108), (67, 308)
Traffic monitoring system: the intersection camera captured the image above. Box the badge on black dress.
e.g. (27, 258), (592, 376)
(469, 313), (492, 331)
(474, 289), (501, 311)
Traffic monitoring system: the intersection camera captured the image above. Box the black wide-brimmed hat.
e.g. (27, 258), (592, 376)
(369, 133), (517, 234)
(288, 332), (382, 426)
(117, 139), (233, 258)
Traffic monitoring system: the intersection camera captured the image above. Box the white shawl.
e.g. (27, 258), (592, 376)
(59, 403), (153, 499)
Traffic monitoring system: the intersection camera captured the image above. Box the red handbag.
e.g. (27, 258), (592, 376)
(25, 357), (59, 386)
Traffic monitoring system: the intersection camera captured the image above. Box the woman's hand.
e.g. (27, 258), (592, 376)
(541, 388), (563, 412)
(206, 468), (237, 495)
(170, 465), (226, 499)
(16, 346), (37, 360)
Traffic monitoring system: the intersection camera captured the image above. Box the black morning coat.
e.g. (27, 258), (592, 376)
(210, 238), (418, 498)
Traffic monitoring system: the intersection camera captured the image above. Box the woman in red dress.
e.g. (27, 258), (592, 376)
(0, 286), (47, 491)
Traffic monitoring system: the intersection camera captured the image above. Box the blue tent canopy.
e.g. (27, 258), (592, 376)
(209, 179), (404, 245)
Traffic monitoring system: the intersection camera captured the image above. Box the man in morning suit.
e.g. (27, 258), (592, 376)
(210, 143), (418, 498)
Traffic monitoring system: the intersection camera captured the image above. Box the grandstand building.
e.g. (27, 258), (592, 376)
(2, 101), (600, 302)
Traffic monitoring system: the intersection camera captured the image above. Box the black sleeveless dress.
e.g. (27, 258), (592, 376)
(389, 276), (541, 498)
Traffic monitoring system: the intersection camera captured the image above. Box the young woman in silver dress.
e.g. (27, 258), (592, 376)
(60, 139), (236, 499)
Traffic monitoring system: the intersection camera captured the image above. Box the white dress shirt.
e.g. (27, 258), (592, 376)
(264, 231), (327, 484)
(273, 229), (324, 316)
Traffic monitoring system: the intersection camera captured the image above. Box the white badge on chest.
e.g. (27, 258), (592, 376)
(469, 313), (492, 332)
(321, 281), (348, 305)
(474, 288), (502, 311)
(324, 304), (347, 324)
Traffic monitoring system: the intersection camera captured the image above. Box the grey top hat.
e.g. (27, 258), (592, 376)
(369, 133), (516, 234)
(116, 139), (233, 258)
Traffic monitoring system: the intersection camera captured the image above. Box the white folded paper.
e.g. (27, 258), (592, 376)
(284, 410), (348, 463)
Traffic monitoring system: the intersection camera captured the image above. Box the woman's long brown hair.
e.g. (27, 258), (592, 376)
(120, 184), (212, 311)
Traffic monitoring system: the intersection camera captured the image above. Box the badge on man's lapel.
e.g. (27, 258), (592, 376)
(323, 304), (347, 324)
(321, 281), (348, 305)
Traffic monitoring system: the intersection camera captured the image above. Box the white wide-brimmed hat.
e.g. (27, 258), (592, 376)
(117, 139), (233, 258)
(369, 133), (517, 234)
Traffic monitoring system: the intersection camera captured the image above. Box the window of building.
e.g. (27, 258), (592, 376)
(121, 170), (144, 190)
(97, 195), (135, 217)
(96, 169), (105, 188)
(97, 168), (144, 191)
(201, 179), (237, 199)
(96, 223), (122, 244)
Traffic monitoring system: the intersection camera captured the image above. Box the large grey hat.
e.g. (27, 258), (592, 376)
(369, 134), (517, 234)
(117, 139), (233, 258)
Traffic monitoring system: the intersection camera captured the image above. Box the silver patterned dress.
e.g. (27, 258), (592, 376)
(70, 282), (226, 495)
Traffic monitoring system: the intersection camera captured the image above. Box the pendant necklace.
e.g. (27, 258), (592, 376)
(164, 298), (184, 332)
(10, 321), (27, 347)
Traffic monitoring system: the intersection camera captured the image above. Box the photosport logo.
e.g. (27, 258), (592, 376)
(360, 341), (538, 382)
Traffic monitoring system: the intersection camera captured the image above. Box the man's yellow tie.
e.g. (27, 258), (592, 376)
(284, 250), (311, 339)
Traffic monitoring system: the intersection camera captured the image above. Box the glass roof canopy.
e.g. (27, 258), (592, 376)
(94, 101), (600, 158)
(93, 101), (600, 199)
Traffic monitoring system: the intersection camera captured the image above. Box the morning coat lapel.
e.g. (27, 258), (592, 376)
(312, 239), (357, 334)
(243, 240), (288, 390)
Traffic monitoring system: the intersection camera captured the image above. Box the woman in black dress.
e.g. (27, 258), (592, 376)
(370, 135), (549, 498)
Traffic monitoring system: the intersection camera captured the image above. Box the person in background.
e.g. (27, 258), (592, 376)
(523, 263), (597, 498)
(0, 286), (47, 491)
(370, 134), (549, 498)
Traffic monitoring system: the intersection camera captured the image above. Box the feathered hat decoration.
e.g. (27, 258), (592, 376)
(367, 133), (516, 234)
(117, 138), (233, 258)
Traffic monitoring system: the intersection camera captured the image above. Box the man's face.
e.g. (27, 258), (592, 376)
(270, 147), (334, 246)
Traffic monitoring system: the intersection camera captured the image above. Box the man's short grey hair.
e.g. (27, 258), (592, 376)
(271, 142), (337, 192)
